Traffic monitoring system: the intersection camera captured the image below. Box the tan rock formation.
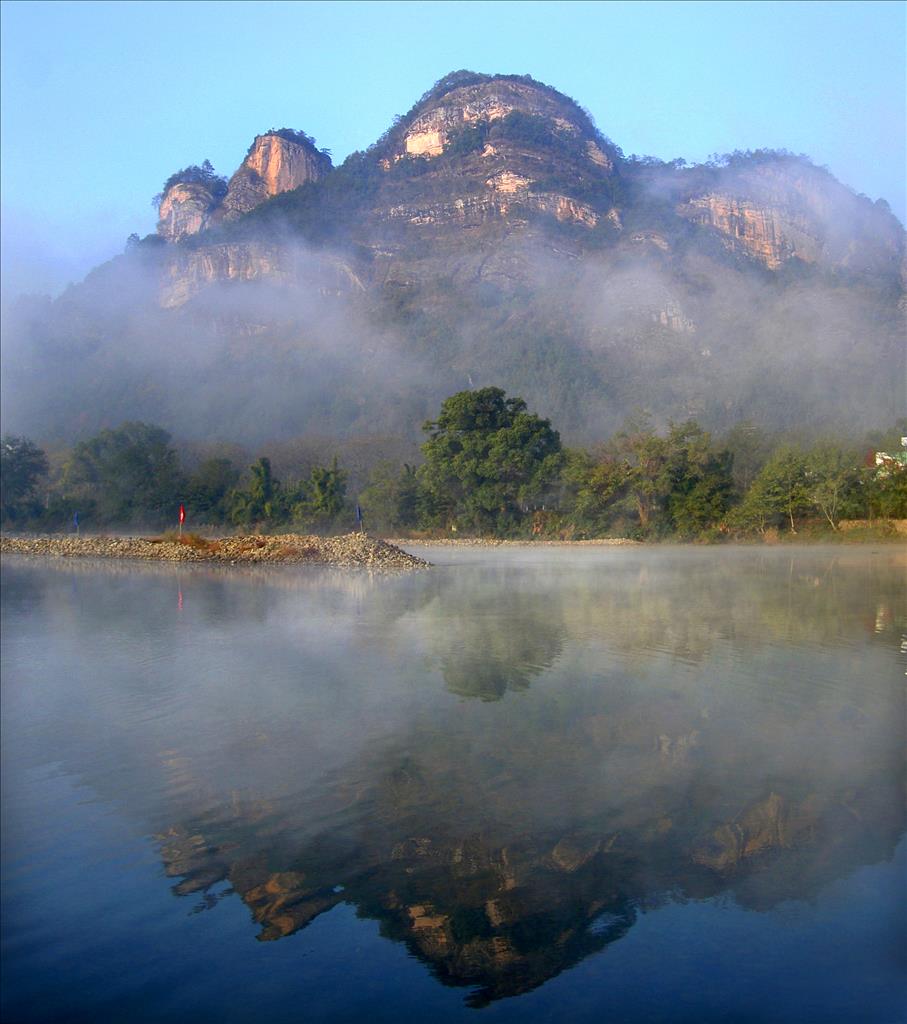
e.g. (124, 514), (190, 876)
(157, 182), (219, 242)
(485, 171), (532, 194)
(533, 193), (599, 228)
(219, 133), (331, 221)
(385, 191), (598, 230)
(585, 140), (613, 170)
(159, 243), (364, 308)
(679, 194), (817, 269)
(400, 79), (614, 170)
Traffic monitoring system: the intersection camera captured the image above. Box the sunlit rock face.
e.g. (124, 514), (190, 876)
(159, 242), (364, 308)
(340, 74), (621, 240)
(156, 182), (219, 242)
(677, 162), (904, 273)
(680, 194), (810, 269)
(11, 71), (904, 441)
(399, 78), (614, 171)
(219, 133), (332, 221)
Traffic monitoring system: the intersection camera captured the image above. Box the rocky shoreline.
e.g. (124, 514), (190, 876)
(0, 533), (429, 571)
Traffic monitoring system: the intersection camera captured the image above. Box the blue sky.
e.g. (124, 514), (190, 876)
(1, 0), (904, 295)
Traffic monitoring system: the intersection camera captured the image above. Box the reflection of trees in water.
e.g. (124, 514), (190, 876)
(12, 550), (906, 1003)
(146, 553), (907, 1004)
(553, 550), (906, 664)
(435, 587), (566, 700)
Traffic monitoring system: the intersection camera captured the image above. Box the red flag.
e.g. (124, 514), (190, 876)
(179, 504), (185, 524)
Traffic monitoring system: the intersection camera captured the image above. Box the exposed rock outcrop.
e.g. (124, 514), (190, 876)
(156, 132), (331, 243)
(157, 182), (220, 242)
(678, 161), (904, 272)
(159, 242), (364, 307)
(219, 132), (331, 221)
(398, 77), (615, 170)
(679, 193), (817, 269)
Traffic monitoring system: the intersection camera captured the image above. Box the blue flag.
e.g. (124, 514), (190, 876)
(355, 504), (362, 525)
(72, 511), (79, 529)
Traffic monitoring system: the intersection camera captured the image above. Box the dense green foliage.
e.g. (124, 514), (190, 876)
(227, 455), (350, 531)
(417, 388), (563, 533)
(153, 159), (227, 207)
(2, 405), (905, 540)
(63, 422), (185, 525)
(252, 128), (326, 155)
(1, 436), (48, 524)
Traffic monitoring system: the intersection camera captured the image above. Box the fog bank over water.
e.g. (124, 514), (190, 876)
(2, 546), (903, 1019)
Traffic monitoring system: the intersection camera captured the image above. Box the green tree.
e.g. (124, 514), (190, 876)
(610, 416), (674, 534)
(573, 418), (732, 538)
(0, 436), (49, 524)
(804, 441), (859, 531)
(229, 457), (286, 527)
(184, 458), (239, 524)
(873, 469), (907, 518)
(360, 462), (419, 533)
(63, 422), (184, 525)
(663, 422), (734, 538)
(418, 388), (562, 534)
(728, 476), (775, 535)
(567, 452), (628, 535)
(295, 458), (348, 530)
(745, 444), (810, 534)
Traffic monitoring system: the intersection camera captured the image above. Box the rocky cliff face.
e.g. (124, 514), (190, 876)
(396, 77), (614, 169)
(219, 132), (331, 221)
(11, 70), (902, 444)
(156, 132), (331, 242)
(679, 194), (813, 269)
(155, 75), (904, 301)
(353, 73), (623, 244)
(159, 242), (364, 308)
(156, 182), (220, 242)
(676, 161), (904, 273)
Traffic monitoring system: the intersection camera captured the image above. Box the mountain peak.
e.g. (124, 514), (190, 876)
(379, 70), (617, 168)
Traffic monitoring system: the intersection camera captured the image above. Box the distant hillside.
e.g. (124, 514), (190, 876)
(2, 70), (904, 445)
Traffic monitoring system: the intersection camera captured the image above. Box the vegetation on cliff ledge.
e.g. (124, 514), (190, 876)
(153, 159), (228, 207)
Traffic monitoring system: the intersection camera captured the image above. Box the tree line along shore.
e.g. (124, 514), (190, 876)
(2, 388), (905, 543)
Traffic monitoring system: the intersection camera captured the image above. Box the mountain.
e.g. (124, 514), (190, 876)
(3, 71), (904, 445)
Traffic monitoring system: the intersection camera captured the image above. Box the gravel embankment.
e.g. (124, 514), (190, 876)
(0, 533), (429, 570)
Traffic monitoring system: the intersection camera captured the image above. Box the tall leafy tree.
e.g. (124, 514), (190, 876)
(229, 457), (286, 526)
(746, 444), (811, 533)
(599, 418), (733, 537)
(63, 422), (184, 525)
(804, 442), (859, 531)
(663, 422), (734, 538)
(184, 457), (239, 524)
(0, 436), (49, 523)
(360, 462), (419, 533)
(297, 458), (348, 529)
(418, 388), (562, 533)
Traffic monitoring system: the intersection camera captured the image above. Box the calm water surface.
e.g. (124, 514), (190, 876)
(1, 546), (904, 1023)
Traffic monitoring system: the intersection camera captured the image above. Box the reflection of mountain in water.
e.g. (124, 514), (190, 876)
(156, 594), (904, 1006)
(159, 766), (902, 1005)
(7, 550), (904, 1005)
